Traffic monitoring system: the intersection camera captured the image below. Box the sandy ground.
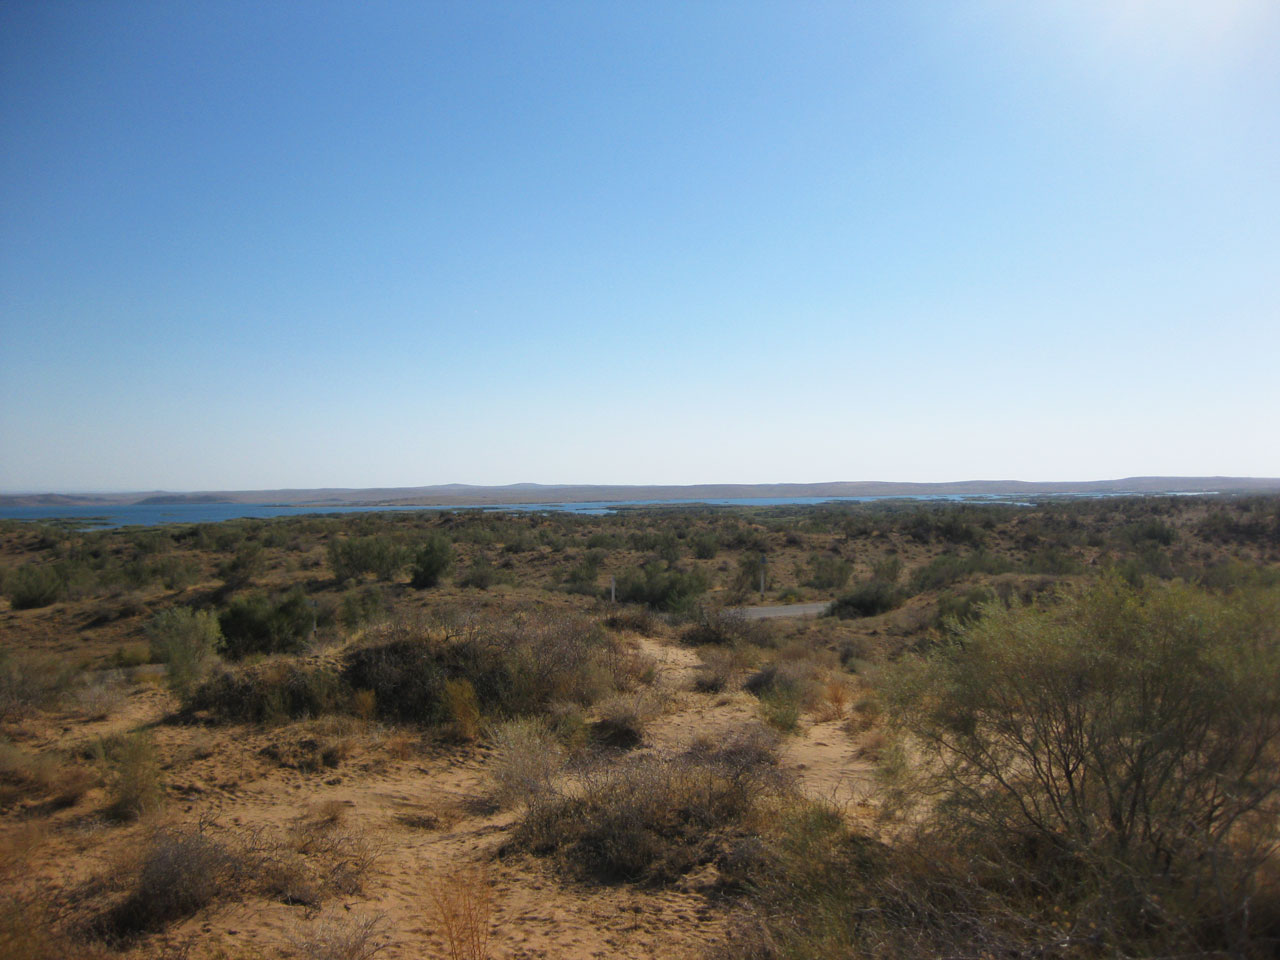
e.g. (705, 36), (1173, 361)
(2, 631), (878, 960)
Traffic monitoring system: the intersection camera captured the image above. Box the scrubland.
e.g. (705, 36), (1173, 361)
(1, 495), (1279, 958)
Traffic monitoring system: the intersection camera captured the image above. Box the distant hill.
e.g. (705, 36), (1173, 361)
(3, 477), (1279, 508)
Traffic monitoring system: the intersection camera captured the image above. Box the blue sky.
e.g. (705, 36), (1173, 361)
(2, 1), (1278, 491)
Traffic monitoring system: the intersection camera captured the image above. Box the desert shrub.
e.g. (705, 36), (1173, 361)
(2, 564), (63, 609)
(217, 542), (265, 590)
(103, 824), (244, 937)
(428, 866), (492, 960)
(732, 552), (769, 598)
(1119, 518), (1179, 546)
(442, 678), (481, 742)
(871, 554), (902, 583)
(1112, 544), (1177, 586)
(603, 604), (657, 634)
(690, 532), (719, 559)
(590, 693), (656, 749)
(342, 614), (628, 727)
(501, 530), (537, 554)
(110, 643), (150, 668)
(289, 912), (389, 960)
(186, 660), (345, 723)
(693, 646), (749, 693)
(1196, 503), (1280, 547)
(341, 631), (447, 725)
(152, 555), (199, 590)
(1024, 545), (1083, 575)
(934, 585), (995, 628)
(828, 579), (902, 618)
(0, 742), (93, 810)
(99, 731), (163, 821)
(908, 549), (1011, 593)
(0, 894), (106, 960)
(757, 689), (802, 732)
(486, 717), (566, 808)
(457, 558), (508, 590)
(883, 576), (1280, 955)
(0, 651), (76, 718)
(219, 587), (316, 658)
(514, 728), (787, 883)
(338, 585), (389, 630)
(328, 536), (403, 583)
(409, 534), (452, 588)
(682, 606), (773, 647)
(562, 550), (603, 595)
(806, 553), (853, 590)
(69, 671), (127, 721)
(746, 656), (827, 733)
(147, 606), (223, 698)
(615, 561), (708, 612)
(1196, 559), (1280, 593)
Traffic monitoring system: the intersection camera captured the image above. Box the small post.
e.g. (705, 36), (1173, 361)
(759, 553), (766, 600)
(610, 575), (616, 603)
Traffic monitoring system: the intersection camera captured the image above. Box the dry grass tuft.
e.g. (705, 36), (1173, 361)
(693, 645), (751, 693)
(99, 731), (163, 821)
(0, 742), (94, 811)
(486, 717), (565, 809)
(0, 894), (112, 960)
(590, 693), (659, 749)
(0, 651), (76, 719)
(288, 912), (390, 960)
(428, 866), (493, 960)
(812, 677), (850, 722)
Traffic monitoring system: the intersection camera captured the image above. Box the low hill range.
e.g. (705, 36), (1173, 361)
(3, 476), (1279, 508)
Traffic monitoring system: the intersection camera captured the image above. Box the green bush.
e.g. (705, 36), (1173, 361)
(341, 614), (629, 727)
(690, 533), (719, 560)
(457, 557), (509, 589)
(218, 588), (316, 659)
(2, 564), (63, 609)
(616, 562), (708, 612)
(682, 606), (773, 647)
(337, 585), (389, 630)
(934, 586), (996, 628)
(908, 549), (1011, 593)
(806, 553), (853, 590)
(0, 650), (76, 718)
(828, 579), (902, 618)
(562, 550), (604, 594)
(185, 659), (345, 723)
(409, 534), (452, 588)
(328, 535), (403, 582)
(884, 576), (1280, 953)
(217, 543), (265, 590)
(152, 555), (200, 590)
(147, 606), (223, 698)
(100, 731), (164, 821)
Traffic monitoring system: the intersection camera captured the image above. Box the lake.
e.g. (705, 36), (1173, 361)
(0, 494), (1049, 529)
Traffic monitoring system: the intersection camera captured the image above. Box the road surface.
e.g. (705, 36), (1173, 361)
(735, 601), (830, 620)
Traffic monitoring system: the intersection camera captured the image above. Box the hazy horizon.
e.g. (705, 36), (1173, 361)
(4, 1), (1278, 491)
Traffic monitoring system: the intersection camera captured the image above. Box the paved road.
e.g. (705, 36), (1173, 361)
(736, 601), (831, 620)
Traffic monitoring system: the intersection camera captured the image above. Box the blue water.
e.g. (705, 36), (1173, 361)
(0, 493), (1046, 529)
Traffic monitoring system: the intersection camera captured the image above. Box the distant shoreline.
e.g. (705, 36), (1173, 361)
(3, 476), (1279, 509)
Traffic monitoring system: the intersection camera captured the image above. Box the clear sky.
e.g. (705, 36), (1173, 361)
(2, 1), (1278, 492)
